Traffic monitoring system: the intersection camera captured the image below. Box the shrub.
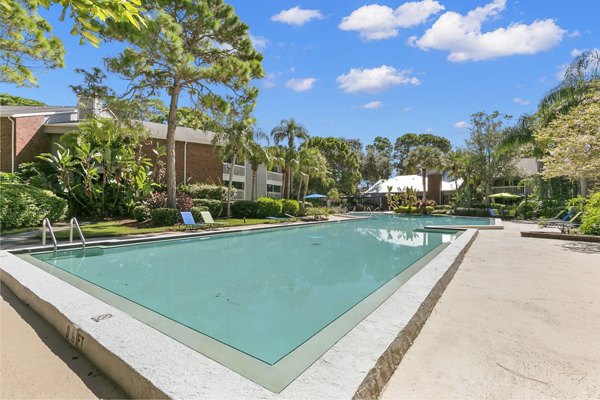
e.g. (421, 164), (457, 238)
(281, 199), (300, 216)
(566, 196), (587, 213)
(256, 197), (282, 218)
(0, 183), (67, 229)
(151, 208), (178, 226)
(0, 172), (19, 183)
(132, 205), (151, 222)
(425, 206), (434, 214)
(581, 192), (600, 236)
(304, 207), (329, 217)
(516, 200), (539, 219)
(394, 206), (417, 214)
(190, 206), (208, 222)
(231, 200), (258, 218)
(453, 207), (490, 217)
(146, 191), (192, 211)
(179, 184), (231, 201)
(192, 199), (223, 217)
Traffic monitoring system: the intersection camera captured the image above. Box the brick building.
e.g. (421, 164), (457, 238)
(0, 105), (282, 199)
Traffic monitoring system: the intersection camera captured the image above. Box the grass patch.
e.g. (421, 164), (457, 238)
(37, 218), (289, 240)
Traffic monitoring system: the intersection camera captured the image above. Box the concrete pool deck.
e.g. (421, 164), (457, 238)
(1, 220), (598, 398)
(381, 221), (600, 399)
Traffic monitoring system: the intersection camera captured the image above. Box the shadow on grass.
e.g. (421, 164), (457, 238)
(0, 283), (127, 399)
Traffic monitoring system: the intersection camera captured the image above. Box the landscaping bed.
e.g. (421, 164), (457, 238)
(521, 231), (600, 243)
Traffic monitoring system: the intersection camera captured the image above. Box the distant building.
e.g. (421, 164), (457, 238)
(0, 105), (282, 200)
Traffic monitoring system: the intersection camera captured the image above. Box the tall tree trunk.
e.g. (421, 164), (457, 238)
(297, 174), (303, 202)
(226, 153), (236, 217)
(288, 168), (293, 199)
(281, 167), (288, 199)
(251, 168), (257, 201)
(166, 83), (181, 209)
(421, 168), (427, 202)
(580, 176), (588, 198)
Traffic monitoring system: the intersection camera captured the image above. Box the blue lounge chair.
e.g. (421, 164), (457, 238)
(545, 210), (575, 226)
(550, 211), (582, 232)
(488, 208), (500, 217)
(180, 212), (205, 230)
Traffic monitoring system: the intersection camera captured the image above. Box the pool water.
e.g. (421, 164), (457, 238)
(28, 215), (489, 388)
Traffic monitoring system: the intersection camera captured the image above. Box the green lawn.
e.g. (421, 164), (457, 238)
(41, 218), (285, 240)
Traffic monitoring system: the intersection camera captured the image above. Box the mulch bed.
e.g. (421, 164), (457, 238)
(521, 231), (600, 243)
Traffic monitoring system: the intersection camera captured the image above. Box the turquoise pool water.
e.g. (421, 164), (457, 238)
(28, 215), (489, 384)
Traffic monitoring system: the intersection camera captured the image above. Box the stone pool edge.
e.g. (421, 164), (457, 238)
(0, 226), (479, 399)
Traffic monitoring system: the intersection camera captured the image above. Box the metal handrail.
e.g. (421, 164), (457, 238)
(42, 218), (58, 253)
(69, 217), (86, 249)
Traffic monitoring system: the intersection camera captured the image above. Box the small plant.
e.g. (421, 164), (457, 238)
(281, 199), (300, 216)
(581, 192), (600, 236)
(256, 197), (282, 218)
(231, 200), (259, 218)
(132, 205), (151, 222)
(192, 199), (223, 217)
(151, 208), (178, 226)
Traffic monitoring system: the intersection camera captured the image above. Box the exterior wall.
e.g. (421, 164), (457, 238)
(427, 173), (442, 204)
(142, 139), (222, 185)
(0, 117), (12, 172)
(0, 116), (47, 172)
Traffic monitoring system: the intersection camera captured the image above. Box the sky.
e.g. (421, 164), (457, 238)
(1, 0), (599, 147)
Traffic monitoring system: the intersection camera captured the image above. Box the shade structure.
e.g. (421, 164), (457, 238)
(488, 192), (522, 199)
(304, 193), (327, 199)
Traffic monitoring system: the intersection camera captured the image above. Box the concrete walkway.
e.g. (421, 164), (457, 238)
(381, 221), (600, 399)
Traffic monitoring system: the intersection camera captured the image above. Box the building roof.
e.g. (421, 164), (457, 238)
(0, 105), (77, 117)
(43, 120), (217, 145)
(364, 175), (463, 194)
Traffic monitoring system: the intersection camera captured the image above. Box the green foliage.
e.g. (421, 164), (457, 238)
(256, 197), (282, 218)
(0, 172), (19, 182)
(179, 184), (230, 201)
(0, 183), (67, 229)
(361, 136), (393, 186)
(151, 208), (178, 227)
(192, 199), (223, 218)
(281, 199), (300, 216)
(0, 93), (45, 105)
(190, 206), (208, 223)
(271, 118), (309, 199)
(306, 136), (361, 195)
(231, 200), (259, 218)
(132, 205), (150, 222)
(566, 196), (587, 213)
(393, 133), (451, 174)
(394, 206), (417, 214)
(38, 117), (155, 218)
(453, 207), (491, 217)
(104, 0), (263, 209)
(516, 200), (538, 219)
(581, 192), (600, 235)
(302, 207), (329, 217)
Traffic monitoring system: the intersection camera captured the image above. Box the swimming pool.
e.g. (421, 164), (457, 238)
(20, 214), (491, 391)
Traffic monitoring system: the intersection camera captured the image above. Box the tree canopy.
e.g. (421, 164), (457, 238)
(0, 93), (46, 106)
(105, 0), (264, 207)
(305, 136), (361, 195)
(393, 133), (451, 174)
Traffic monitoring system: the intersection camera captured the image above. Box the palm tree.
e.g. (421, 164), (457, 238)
(271, 118), (309, 199)
(212, 122), (253, 217)
(294, 147), (328, 203)
(403, 145), (443, 202)
(443, 149), (466, 194)
(247, 130), (270, 201)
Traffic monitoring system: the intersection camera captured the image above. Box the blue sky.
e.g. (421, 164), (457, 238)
(2, 0), (598, 147)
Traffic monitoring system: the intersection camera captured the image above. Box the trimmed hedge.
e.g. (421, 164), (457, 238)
(179, 184), (231, 201)
(132, 205), (151, 222)
(581, 192), (600, 236)
(192, 199), (222, 218)
(281, 199), (300, 216)
(190, 206), (208, 223)
(151, 208), (178, 226)
(256, 197), (282, 218)
(0, 183), (67, 229)
(394, 206), (418, 214)
(231, 200), (259, 218)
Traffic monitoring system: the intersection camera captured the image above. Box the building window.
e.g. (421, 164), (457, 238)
(232, 181), (244, 190)
(270, 166), (282, 173)
(267, 184), (281, 193)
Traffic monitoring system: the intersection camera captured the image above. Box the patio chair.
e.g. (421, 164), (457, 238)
(180, 211), (205, 230)
(505, 209), (517, 220)
(199, 211), (226, 229)
(551, 211), (582, 232)
(488, 208), (500, 218)
(543, 210), (575, 225)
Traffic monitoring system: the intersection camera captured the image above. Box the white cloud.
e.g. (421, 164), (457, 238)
(401, 106), (413, 113)
(249, 33), (268, 49)
(454, 121), (469, 128)
(362, 101), (383, 109)
(263, 72), (279, 89)
(513, 97), (530, 106)
(272, 6), (323, 26)
(411, 0), (565, 61)
(337, 65), (420, 94)
(285, 78), (317, 92)
(339, 0), (444, 41)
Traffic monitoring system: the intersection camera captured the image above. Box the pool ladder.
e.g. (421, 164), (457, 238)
(42, 217), (86, 253)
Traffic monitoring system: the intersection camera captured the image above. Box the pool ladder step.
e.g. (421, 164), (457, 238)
(42, 217), (86, 253)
